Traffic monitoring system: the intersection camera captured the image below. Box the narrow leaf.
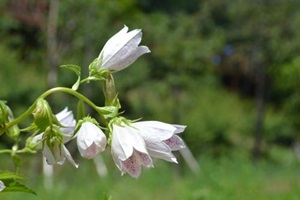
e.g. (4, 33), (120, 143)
(60, 65), (81, 90)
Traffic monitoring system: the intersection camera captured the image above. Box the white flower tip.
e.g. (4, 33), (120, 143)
(171, 157), (178, 164)
(174, 125), (187, 134)
(0, 181), (5, 192)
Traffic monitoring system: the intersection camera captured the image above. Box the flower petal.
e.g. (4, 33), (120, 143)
(146, 141), (178, 163)
(61, 145), (78, 168)
(134, 121), (176, 141)
(77, 122), (106, 159)
(121, 150), (152, 178)
(113, 124), (147, 160)
(98, 25), (150, 71)
(122, 154), (141, 178)
(173, 125), (186, 134)
(43, 143), (64, 165)
(164, 135), (186, 151)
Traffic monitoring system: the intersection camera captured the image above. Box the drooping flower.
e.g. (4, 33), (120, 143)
(111, 122), (153, 178)
(97, 25), (150, 72)
(76, 121), (107, 159)
(42, 141), (78, 168)
(32, 108), (78, 167)
(0, 180), (5, 192)
(133, 121), (186, 163)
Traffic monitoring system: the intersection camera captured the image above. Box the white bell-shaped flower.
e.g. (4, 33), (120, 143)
(133, 121), (186, 163)
(76, 122), (107, 159)
(111, 122), (153, 178)
(98, 25), (150, 71)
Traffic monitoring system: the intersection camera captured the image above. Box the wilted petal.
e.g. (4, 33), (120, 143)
(0, 180), (5, 192)
(61, 145), (79, 168)
(43, 143), (64, 165)
(43, 142), (78, 168)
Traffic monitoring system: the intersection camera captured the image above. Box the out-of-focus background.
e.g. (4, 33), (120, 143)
(1, 0), (300, 199)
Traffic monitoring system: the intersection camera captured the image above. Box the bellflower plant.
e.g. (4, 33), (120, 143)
(76, 120), (107, 159)
(0, 25), (189, 194)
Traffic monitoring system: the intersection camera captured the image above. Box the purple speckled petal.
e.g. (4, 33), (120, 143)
(164, 135), (185, 151)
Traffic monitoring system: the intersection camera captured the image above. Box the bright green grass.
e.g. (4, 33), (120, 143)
(1, 152), (299, 200)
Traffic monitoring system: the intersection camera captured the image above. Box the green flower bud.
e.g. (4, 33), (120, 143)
(0, 101), (20, 139)
(33, 99), (57, 132)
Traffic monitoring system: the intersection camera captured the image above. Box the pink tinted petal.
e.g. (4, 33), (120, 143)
(135, 151), (153, 168)
(164, 135), (185, 151)
(80, 143), (100, 159)
(122, 154), (142, 178)
(121, 150), (152, 178)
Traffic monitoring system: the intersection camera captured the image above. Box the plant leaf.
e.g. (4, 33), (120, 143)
(1, 179), (36, 195)
(0, 171), (26, 180)
(60, 64), (81, 90)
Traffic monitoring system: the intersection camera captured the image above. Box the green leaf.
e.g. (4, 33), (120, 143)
(1, 179), (36, 195)
(60, 64), (81, 90)
(0, 171), (26, 180)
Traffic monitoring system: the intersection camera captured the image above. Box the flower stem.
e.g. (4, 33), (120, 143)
(6, 87), (107, 130)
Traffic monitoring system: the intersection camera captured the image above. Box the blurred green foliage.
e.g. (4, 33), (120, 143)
(1, 0), (300, 160)
(1, 151), (300, 200)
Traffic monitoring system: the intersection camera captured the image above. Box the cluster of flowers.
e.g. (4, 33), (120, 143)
(2, 26), (187, 179)
(33, 108), (185, 177)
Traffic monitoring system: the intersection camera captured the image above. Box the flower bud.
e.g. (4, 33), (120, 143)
(0, 101), (19, 138)
(33, 99), (56, 132)
(77, 121), (107, 159)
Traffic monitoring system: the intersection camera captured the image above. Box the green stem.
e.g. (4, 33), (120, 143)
(6, 87), (107, 129)
(0, 148), (37, 154)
